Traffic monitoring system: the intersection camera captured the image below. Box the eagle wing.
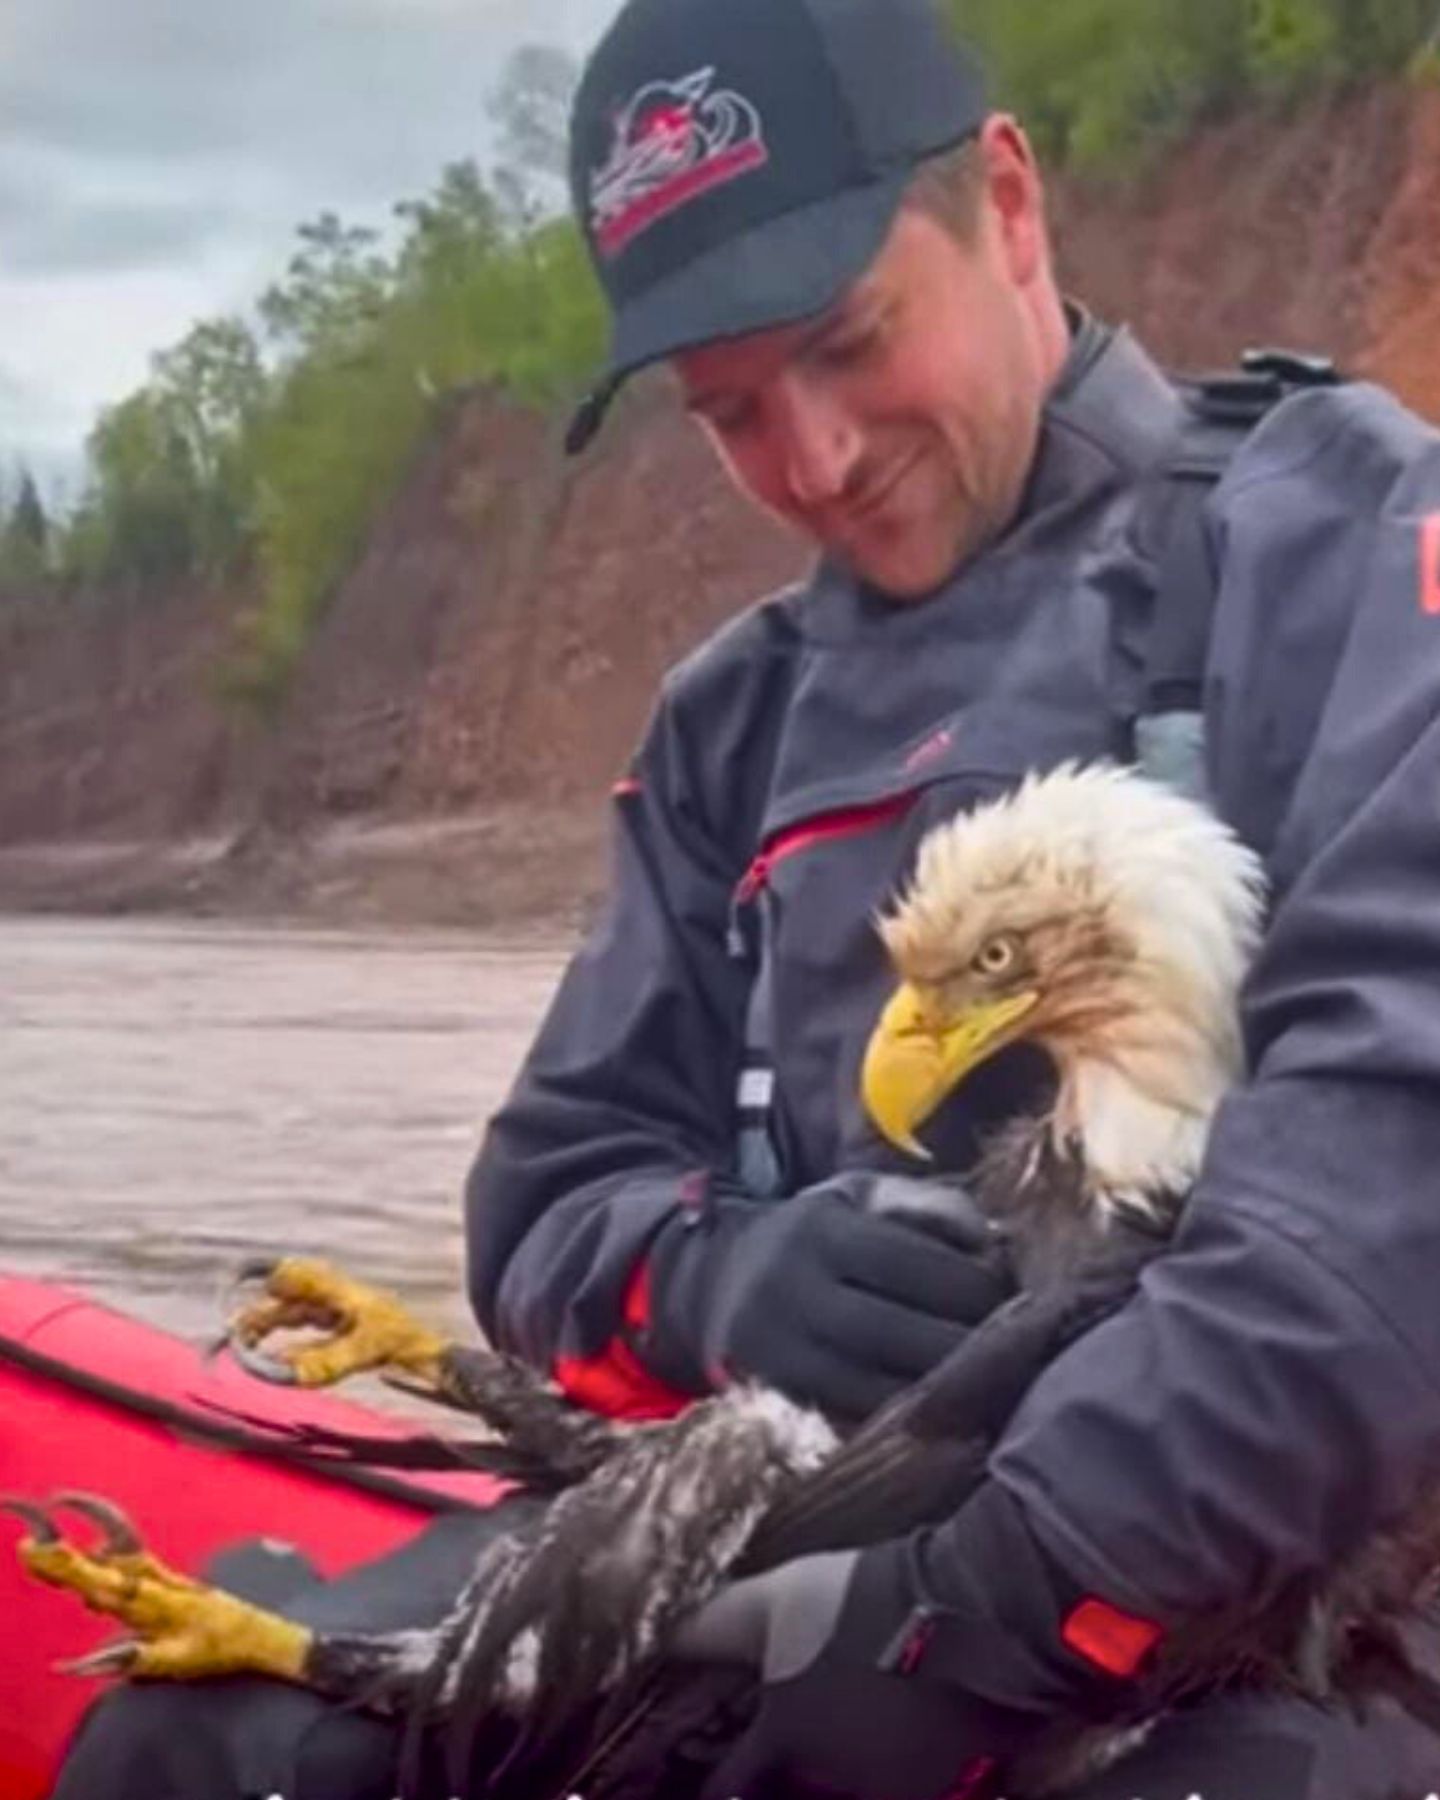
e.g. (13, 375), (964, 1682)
(737, 1217), (1161, 1574)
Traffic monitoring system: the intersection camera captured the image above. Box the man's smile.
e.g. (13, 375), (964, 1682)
(840, 449), (927, 524)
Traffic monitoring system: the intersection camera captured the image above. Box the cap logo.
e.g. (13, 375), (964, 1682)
(590, 66), (769, 260)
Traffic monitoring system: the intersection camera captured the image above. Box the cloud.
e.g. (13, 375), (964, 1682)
(0, 161), (238, 278)
(2, 0), (614, 195)
(0, 363), (44, 427)
(0, 359), (92, 495)
(0, 0), (620, 476)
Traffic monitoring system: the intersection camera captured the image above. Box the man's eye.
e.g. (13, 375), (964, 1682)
(702, 399), (758, 437)
(816, 326), (879, 368)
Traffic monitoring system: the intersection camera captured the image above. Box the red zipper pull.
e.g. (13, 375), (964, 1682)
(728, 854), (770, 958)
(734, 851), (771, 907)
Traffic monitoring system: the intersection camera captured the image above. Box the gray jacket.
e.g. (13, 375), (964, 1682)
(466, 316), (1440, 1647)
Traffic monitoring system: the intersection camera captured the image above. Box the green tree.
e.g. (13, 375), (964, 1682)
(10, 469), (48, 555)
(258, 214), (393, 358)
(1328, 0), (1439, 70)
(945, 0), (1433, 171)
(488, 44), (580, 231)
(151, 316), (267, 571)
(389, 159), (602, 399)
(951, 0), (1238, 168)
(1247, 0), (1340, 95)
(228, 160), (605, 708)
(152, 319), (265, 491)
(227, 214), (416, 708)
(0, 467), (51, 589)
(490, 44), (577, 186)
(70, 390), (204, 588)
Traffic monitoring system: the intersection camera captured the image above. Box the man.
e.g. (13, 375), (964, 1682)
(465, 0), (1440, 1794)
(50, 0), (1440, 1795)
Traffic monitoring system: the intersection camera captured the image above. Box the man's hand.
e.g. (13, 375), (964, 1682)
(651, 1172), (1013, 1422)
(672, 1546), (1028, 1800)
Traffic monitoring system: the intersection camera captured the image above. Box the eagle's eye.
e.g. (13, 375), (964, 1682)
(973, 935), (1018, 978)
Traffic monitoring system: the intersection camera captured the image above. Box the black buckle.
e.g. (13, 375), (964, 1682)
(1240, 346), (1341, 387)
(1184, 370), (1285, 428)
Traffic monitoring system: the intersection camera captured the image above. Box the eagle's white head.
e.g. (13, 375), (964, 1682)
(863, 763), (1267, 1212)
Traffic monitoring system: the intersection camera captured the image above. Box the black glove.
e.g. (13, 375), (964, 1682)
(645, 1172), (1014, 1423)
(672, 1484), (1139, 1800)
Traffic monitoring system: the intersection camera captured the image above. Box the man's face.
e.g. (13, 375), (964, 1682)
(674, 192), (1053, 599)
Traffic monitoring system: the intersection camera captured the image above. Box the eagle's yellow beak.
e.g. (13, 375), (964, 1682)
(861, 982), (1039, 1159)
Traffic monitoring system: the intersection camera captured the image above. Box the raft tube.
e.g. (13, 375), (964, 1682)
(0, 1275), (507, 1800)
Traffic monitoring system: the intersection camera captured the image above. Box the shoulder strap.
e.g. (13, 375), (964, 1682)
(1132, 348), (1343, 800)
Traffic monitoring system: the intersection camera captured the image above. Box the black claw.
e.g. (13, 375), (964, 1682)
(2, 1496), (59, 1543)
(214, 1257), (293, 1379)
(58, 1640), (139, 1678)
(228, 1336), (298, 1386)
(234, 1256), (282, 1285)
(52, 1493), (143, 1557)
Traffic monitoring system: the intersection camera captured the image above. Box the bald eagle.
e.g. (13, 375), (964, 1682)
(11, 763), (1440, 1797)
(864, 760), (1263, 1278)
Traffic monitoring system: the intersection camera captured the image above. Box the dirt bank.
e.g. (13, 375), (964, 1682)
(2, 83), (1437, 927)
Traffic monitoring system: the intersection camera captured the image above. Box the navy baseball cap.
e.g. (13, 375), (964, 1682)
(565, 0), (988, 453)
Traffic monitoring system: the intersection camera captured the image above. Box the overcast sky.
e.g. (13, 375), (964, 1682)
(0, 0), (620, 499)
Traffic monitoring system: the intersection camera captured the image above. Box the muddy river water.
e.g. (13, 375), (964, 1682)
(0, 916), (567, 1349)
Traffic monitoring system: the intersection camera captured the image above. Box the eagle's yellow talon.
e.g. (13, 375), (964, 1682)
(11, 1500), (313, 1683)
(226, 1257), (447, 1388)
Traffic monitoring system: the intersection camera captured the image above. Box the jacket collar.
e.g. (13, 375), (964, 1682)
(1035, 305), (1183, 492)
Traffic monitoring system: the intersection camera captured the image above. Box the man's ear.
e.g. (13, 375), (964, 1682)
(976, 114), (1049, 290)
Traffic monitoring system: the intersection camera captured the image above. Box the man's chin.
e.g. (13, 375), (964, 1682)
(843, 539), (966, 602)
(835, 502), (1001, 600)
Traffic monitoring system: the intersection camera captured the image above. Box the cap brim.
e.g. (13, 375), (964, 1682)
(566, 169), (910, 455)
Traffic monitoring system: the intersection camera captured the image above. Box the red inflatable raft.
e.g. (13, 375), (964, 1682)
(0, 1276), (508, 1800)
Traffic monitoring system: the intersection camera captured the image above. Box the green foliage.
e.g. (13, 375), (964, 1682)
(949, 0), (1433, 171)
(1333, 0), (1440, 72)
(1248, 0), (1341, 95)
(151, 317), (267, 570)
(68, 390), (205, 588)
(227, 153), (603, 707)
(58, 315), (264, 592)
(258, 216), (392, 356)
(1411, 42), (1440, 84)
(224, 340), (431, 712)
(0, 468), (52, 592)
(212, 40), (598, 705)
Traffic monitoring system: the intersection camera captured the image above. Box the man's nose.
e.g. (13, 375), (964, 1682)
(774, 373), (863, 507)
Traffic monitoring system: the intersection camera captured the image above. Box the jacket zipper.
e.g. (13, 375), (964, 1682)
(734, 791), (919, 907)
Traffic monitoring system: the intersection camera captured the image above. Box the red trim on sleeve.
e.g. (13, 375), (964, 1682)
(942, 1757), (1001, 1800)
(553, 1339), (689, 1420)
(612, 776), (644, 798)
(1420, 513), (1440, 617)
(551, 1259), (691, 1422)
(1061, 1597), (1163, 1678)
